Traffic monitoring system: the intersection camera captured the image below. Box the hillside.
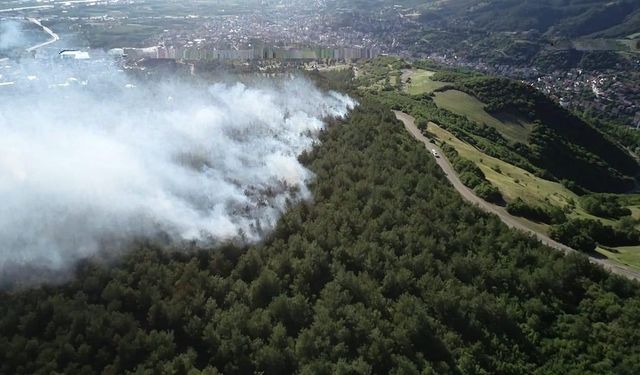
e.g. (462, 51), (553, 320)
(2, 96), (640, 374)
(419, 0), (640, 38)
(370, 60), (640, 265)
(444, 75), (639, 192)
(365, 61), (638, 193)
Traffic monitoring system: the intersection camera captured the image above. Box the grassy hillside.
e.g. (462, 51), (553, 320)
(425, 118), (640, 270)
(404, 69), (448, 95)
(426, 121), (577, 210)
(360, 58), (638, 194)
(432, 90), (534, 144)
(432, 73), (638, 193)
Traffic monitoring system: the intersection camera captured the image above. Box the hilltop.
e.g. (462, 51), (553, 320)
(359, 58), (638, 193)
(324, 0), (640, 38)
(354, 56), (640, 269)
(434, 73), (638, 193)
(417, 0), (640, 38)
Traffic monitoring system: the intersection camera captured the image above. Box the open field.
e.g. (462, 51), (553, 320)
(433, 90), (534, 144)
(597, 245), (640, 272)
(404, 69), (448, 95)
(389, 74), (398, 86)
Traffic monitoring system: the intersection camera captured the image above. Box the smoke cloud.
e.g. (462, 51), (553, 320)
(0, 55), (355, 284)
(0, 20), (26, 50)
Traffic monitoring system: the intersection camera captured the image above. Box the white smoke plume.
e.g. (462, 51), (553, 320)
(0, 20), (26, 50)
(0, 21), (21, 49)
(0, 55), (355, 284)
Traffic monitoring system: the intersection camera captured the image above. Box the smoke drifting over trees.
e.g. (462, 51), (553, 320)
(0, 56), (355, 284)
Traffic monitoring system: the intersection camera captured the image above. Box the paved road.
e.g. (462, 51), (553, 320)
(394, 110), (640, 282)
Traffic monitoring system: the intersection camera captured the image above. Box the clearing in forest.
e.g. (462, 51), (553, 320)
(404, 69), (448, 95)
(433, 89), (534, 144)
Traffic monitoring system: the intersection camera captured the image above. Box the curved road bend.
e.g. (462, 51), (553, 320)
(26, 18), (60, 52)
(393, 110), (640, 282)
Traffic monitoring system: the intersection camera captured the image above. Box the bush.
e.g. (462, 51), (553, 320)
(550, 219), (597, 252)
(580, 194), (632, 219)
(507, 198), (551, 223)
(547, 206), (568, 224)
(474, 183), (503, 203)
(460, 171), (485, 188)
(550, 218), (640, 252)
(560, 179), (586, 195)
(506, 199), (567, 224)
(415, 117), (430, 129)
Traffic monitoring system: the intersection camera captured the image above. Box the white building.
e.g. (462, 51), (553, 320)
(59, 50), (90, 60)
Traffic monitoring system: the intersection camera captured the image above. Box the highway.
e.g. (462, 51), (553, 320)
(394, 110), (640, 282)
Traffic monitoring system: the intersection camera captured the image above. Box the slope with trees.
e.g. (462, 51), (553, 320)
(2, 96), (640, 374)
(418, 0), (640, 38)
(430, 74), (638, 193)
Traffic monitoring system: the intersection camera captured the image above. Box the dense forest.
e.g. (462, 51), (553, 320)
(2, 97), (640, 374)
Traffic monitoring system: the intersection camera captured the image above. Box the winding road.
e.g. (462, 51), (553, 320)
(394, 110), (640, 282)
(25, 17), (59, 52)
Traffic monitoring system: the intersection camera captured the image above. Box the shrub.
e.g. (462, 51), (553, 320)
(550, 218), (640, 252)
(474, 183), (502, 203)
(580, 194), (632, 219)
(507, 199), (551, 223)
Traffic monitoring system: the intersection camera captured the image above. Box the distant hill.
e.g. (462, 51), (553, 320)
(373, 61), (639, 193)
(419, 0), (640, 38)
(441, 75), (639, 192)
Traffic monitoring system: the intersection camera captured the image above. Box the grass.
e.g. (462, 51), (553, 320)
(356, 59), (403, 92)
(404, 69), (448, 95)
(427, 122), (575, 207)
(428, 120), (640, 271)
(597, 245), (640, 272)
(427, 120), (640, 224)
(433, 90), (534, 144)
